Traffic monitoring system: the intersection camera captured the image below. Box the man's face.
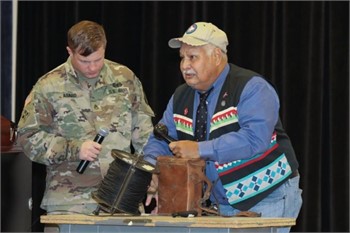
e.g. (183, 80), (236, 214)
(67, 46), (105, 78)
(179, 44), (218, 92)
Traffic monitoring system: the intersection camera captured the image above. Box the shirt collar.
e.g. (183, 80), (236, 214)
(212, 64), (230, 90)
(196, 63), (230, 95)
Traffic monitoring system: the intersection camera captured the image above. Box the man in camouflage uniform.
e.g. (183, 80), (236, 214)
(17, 20), (154, 215)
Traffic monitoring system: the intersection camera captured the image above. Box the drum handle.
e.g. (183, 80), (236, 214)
(188, 159), (212, 210)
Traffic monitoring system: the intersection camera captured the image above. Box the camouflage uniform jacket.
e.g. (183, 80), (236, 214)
(17, 58), (154, 211)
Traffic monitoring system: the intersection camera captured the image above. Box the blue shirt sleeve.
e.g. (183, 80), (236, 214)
(199, 76), (280, 164)
(142, 95), (177, 165)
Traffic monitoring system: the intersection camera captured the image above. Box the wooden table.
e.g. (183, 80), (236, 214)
(41, 214), (295, 232)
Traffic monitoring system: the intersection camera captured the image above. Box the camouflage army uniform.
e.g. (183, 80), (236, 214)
(17, 58), (154, 214)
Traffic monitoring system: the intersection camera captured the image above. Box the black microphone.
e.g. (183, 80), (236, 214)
(76, 127), (109, 174)
(154, 123), (176, 144)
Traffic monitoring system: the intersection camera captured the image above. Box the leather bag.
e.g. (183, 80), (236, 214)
(157, 156), (211, 216)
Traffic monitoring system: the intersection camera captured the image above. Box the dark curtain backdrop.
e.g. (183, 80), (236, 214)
(1, 1), (13, 120)
(10, 1), (349, 232)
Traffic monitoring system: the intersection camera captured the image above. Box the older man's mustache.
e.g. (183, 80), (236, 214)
(183, 70), (196, 75)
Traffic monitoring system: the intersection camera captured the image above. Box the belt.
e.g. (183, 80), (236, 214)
(290, 169), (299, 179)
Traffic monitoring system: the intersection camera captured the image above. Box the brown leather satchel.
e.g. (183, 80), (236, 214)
(157, 156), (211, 216)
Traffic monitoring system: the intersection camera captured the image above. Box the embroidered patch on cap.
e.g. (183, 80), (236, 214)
(185, 24), (197, 34)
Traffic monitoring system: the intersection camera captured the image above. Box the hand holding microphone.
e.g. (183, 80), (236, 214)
(153, 123), (179, 156)
(154, 123), (200, 159)
(76, 127), (109, 174)
(153, 123), (176, 144)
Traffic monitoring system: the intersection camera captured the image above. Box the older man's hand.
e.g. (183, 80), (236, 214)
(169, 140), (200, 159)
